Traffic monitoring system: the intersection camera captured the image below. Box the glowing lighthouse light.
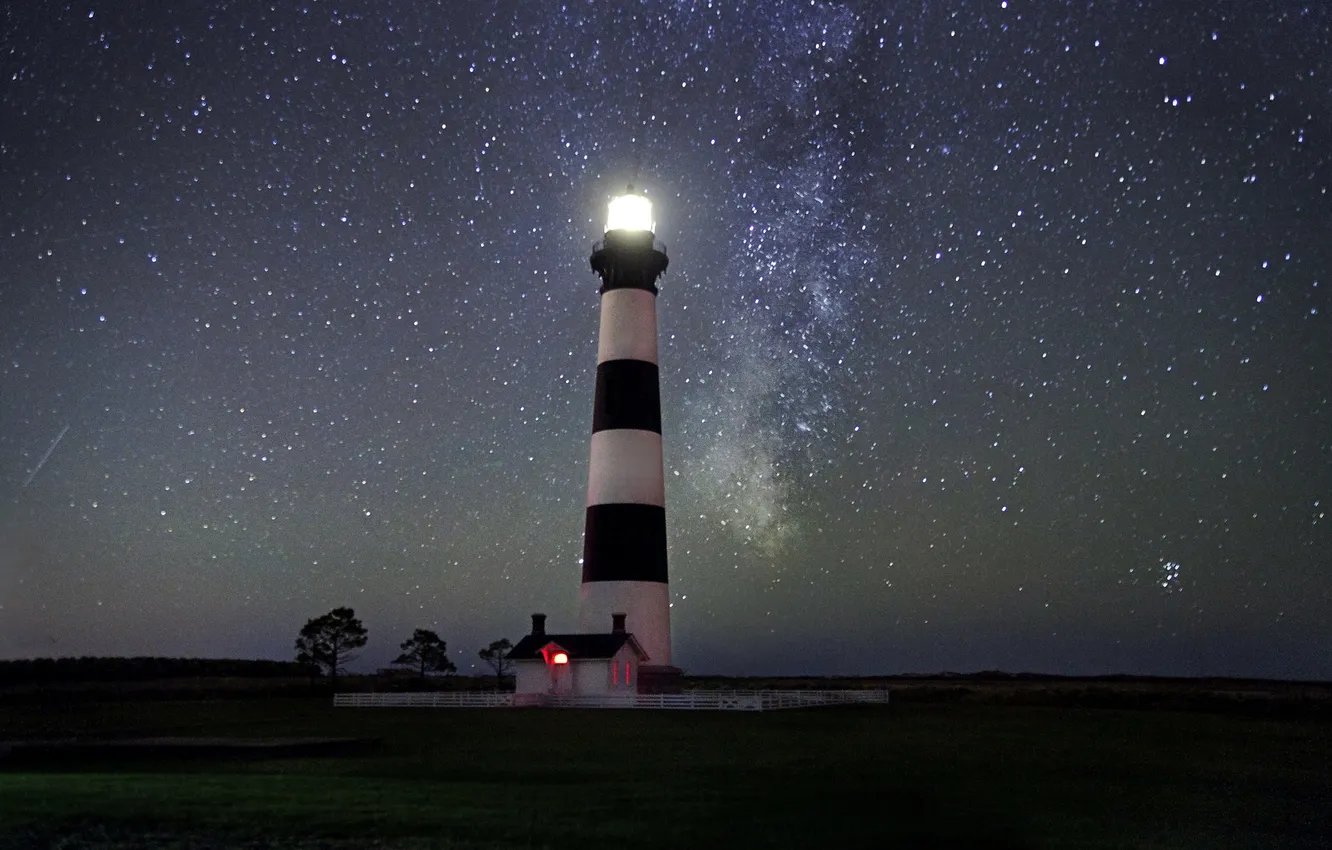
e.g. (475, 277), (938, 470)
(552, 652), (569, 665)
(605, 192), (654, 234)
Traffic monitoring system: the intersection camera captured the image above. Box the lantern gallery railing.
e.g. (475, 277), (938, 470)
(590, 239), (668, 257)
(332, 690), (890, 711)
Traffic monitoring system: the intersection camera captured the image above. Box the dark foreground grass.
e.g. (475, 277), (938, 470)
(0, 697), (1328, 849)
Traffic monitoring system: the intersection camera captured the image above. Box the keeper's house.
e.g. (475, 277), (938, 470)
(508, 613), (648, 696)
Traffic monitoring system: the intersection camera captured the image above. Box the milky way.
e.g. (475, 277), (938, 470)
(2, 1), (1328, 677)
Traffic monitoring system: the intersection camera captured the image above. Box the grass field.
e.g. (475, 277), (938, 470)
(1, 696), (1328, 849)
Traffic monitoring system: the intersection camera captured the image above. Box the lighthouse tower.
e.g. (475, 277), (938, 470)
(578, 189), (676, 677)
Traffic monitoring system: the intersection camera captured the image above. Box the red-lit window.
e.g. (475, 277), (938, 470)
(553, 652), (568, 665)
(611, 662), (618, 684)
(625, 662), (631, 685)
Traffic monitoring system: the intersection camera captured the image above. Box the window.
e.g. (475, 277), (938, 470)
(552, 652), (568, 665)
(625, 662), (631, 686)
(611, 662), (618, 684)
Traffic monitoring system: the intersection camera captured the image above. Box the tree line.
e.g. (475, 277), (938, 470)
(0, 656), (309, 687)
(294, 606), (513, 685)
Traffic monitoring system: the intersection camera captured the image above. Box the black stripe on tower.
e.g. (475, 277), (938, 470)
(582, 503), (668, 583)
(592, 360), (661, 434)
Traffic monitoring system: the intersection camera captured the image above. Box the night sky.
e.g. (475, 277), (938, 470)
(2, 1), (1328, 679)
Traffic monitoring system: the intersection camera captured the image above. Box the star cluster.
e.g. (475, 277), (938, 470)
(2, 1), (1328, 677)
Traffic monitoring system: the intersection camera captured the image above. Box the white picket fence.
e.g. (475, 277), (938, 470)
(332, 689), (889, 711)
(334, 692), (515, 709)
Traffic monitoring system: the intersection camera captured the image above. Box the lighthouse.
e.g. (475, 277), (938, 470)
(578, 189), (676, 678)
(507, 189), (680, 697)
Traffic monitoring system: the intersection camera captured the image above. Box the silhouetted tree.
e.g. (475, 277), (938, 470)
(393, 628), (456, 679)
(478, 638), (513, 686)
(295, 607), (368, 685)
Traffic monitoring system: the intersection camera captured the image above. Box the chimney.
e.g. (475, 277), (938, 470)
(611, 613), (626, 634)
(531, 613), (546, 637)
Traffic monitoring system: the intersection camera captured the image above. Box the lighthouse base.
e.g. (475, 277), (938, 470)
(579, 580), (672, 668)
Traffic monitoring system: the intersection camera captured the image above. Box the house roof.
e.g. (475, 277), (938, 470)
(506, 633), (647, 661)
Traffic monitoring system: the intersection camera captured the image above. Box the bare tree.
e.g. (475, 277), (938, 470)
(478, 638), (513, 686)
(393, 628), (457, 679)
(295, 607), (368, 686)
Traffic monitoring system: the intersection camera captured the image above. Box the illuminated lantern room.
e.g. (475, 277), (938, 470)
(605, 190), (655, 235)
(589, 186), (669, 293)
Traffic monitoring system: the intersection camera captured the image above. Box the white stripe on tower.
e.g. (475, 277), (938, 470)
(586, 430), (664, 507)
(597, 288), (659, 364)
